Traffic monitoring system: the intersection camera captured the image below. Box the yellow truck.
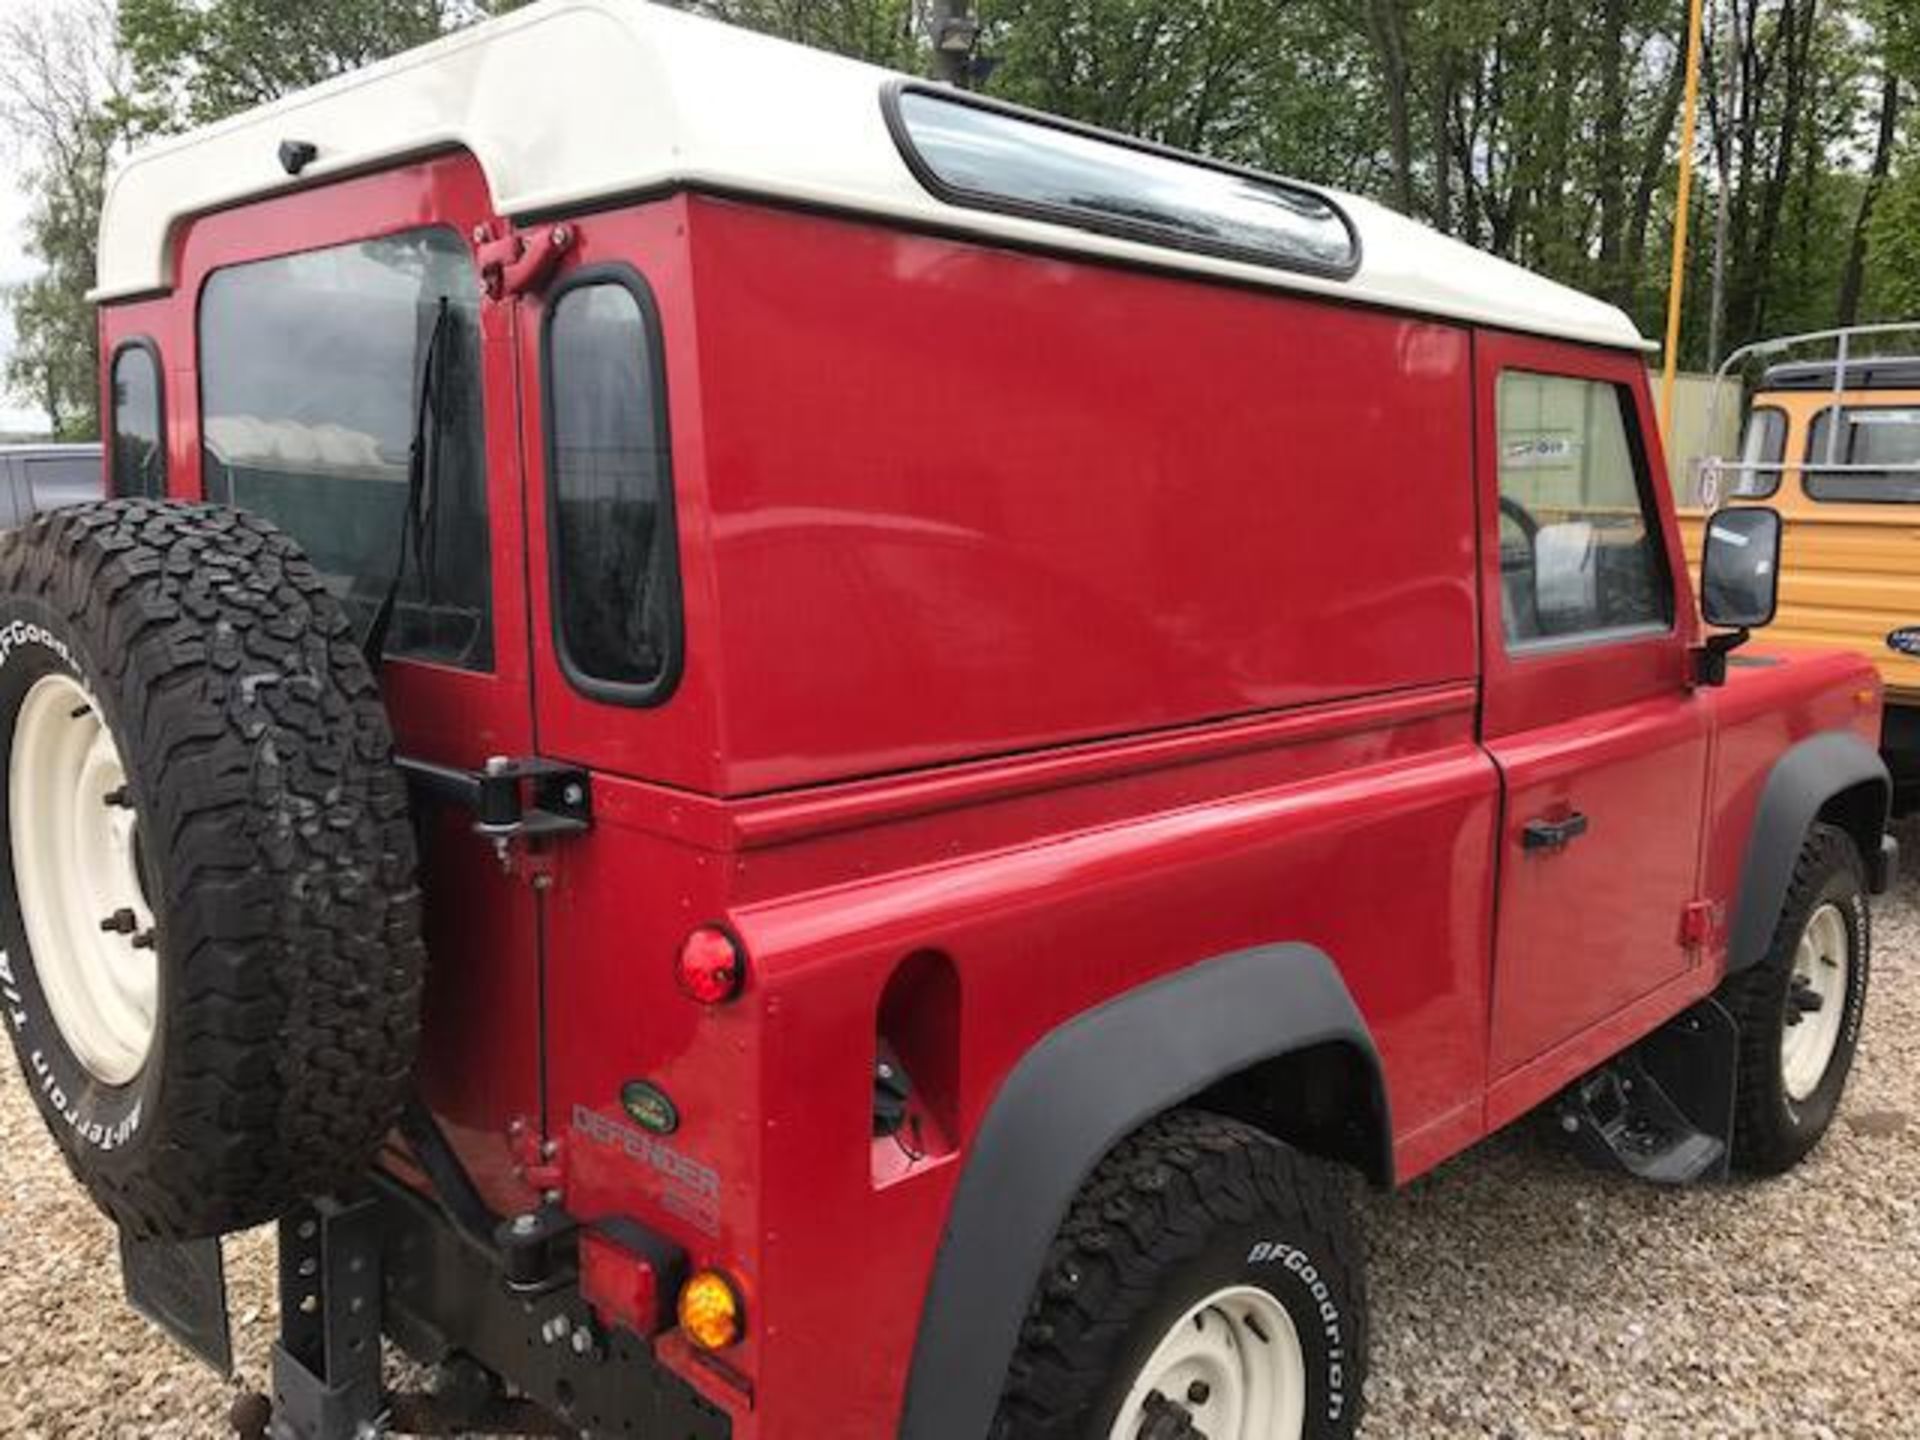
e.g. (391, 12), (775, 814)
(1685, 336), (1920, 808)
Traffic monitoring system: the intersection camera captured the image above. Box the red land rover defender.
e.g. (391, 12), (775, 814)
(0, 3), (1896, 1437)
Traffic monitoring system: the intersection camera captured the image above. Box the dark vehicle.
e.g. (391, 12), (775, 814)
(0, 443), (102, 526)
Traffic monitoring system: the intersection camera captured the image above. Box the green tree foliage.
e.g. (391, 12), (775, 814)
(117, 0), (452, 129)
(0, 0), (132, 439)
(979, 0), (1385, 189)
(677, 0), (919, 68)
(6, 0), (1919, 433)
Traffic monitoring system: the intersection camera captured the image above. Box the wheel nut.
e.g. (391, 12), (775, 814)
(1187, 1380), (1211, 1406)
(100, 908), (138, 935)
(131, 929), (158, 951)
(102, 785), (133, 809)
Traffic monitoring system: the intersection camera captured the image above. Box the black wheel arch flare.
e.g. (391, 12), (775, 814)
(1727, 730), (1894, 976)
(896, 941), (1388, 1440)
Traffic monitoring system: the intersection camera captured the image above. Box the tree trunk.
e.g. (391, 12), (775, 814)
(1594, 0), (1630, 303)
(1706, 10), (1738, 370)
(1429, 44), (1455, 234)
(1364, 0), (1416, 215)
(1624, 13), (1693, 301)
(1837, 70), (1900, 328)
(1744, 0), (1817, 339)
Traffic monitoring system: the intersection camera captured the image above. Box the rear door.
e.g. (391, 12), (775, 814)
(1475, 332), (1712, 1116)
(178, 155), (545, 1211)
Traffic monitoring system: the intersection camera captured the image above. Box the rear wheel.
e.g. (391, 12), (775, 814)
(0, 500), (425, 1238)
(993, 1110), (1366, 1440)
(1720, 822), (1870, 1175)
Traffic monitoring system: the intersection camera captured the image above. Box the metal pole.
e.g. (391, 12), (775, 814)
(1660, 0), (1708, 441)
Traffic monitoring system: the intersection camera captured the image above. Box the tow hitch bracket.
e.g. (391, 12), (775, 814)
(260, 1196), (386, 1440)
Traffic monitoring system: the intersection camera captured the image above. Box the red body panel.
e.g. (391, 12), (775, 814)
(94, 153), (1885, 1438)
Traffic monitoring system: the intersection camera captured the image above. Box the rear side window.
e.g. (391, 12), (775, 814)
(1805, 406), (1920, 504)
(543, 270), (679, 701)
(1731, 405), (1786, 499)
(110, 342), (167, 498)
(1495, 372), (1671, 647)
(198, 228), (494, 670)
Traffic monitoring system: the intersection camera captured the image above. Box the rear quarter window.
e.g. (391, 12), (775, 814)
(1731, 405), (1786, 499)
(1805, 406), (1920, 503)
(541, 268), (680, 703)
(110, 342), (167, 499)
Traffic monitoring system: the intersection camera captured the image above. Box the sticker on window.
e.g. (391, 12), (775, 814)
(1503, 437), (1582, 469)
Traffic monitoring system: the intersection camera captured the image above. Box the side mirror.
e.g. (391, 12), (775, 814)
(1700, 506), (1782, 630)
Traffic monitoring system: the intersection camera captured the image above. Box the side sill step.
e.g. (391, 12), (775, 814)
(1555, 999), (1739, 1186)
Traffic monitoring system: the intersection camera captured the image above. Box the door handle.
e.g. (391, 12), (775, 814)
(1522, 811), (1590, 852)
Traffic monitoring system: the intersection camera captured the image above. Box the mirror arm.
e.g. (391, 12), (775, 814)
(1692, 627), (1750, 688)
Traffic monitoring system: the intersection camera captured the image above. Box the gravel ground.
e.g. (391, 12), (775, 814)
(2, 821), (1916, 1438)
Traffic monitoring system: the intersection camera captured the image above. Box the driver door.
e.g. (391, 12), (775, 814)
(1475, 332), (1713, 1125)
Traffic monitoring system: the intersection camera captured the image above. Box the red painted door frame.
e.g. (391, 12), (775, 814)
(1472, 330), (1714, 1120)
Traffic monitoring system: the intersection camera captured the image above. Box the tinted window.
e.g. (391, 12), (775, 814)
(892, 88), (1357, 276)
(1805, 406), (1920, 504)
(110, 345), (166, 499)
(199, 229), (493, 670)
(545, 276), (676, 697)
(22, 455), (102, 513)
(1496, 373), (1670, 646)
(1730, 406), (1786, 499)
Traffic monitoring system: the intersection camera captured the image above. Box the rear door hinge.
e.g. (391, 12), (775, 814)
(1679, 898), (1724, 952)
(474, 220), (573, 300)
(396, 755), (591, 882)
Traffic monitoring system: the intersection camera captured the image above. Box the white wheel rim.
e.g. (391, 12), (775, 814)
(1781, 901), (1849, 1103)
(9, 673), (157, 1085)
(1108, 1285), (1306, 1440)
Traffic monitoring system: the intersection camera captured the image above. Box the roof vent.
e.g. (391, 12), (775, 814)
(277, 140), (318, 177)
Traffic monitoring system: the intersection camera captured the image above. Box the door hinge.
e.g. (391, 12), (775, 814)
(396, 755), (591, 883)
(474, 220), (573, 300)
(1679, 898), (1724, 951)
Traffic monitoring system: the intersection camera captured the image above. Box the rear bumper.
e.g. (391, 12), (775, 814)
(374, 1174), (732, 1439)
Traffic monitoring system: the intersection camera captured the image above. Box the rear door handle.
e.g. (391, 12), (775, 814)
(1522, 812), (1589, 852)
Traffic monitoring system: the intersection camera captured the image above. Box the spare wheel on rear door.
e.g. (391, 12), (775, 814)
(0, 499), (425, 1239)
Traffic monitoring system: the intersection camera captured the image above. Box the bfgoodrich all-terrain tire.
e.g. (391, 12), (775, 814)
(992, 1110), (1367, 1440)
(0, 500), (424, 1238)
(1719, 821), (1870, 1177)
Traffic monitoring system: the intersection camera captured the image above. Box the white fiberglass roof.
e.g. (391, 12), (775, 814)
(93, 0), (1646, 351)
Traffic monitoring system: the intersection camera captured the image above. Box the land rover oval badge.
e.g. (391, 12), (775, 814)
(1890, 627), (1920, 658)
(620, 1079), (680, 1135)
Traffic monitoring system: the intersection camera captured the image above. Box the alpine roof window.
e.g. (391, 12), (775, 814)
(887, 86), (1359, 278)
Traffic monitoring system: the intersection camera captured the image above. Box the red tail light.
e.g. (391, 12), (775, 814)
(677, 926), (745, 1004)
